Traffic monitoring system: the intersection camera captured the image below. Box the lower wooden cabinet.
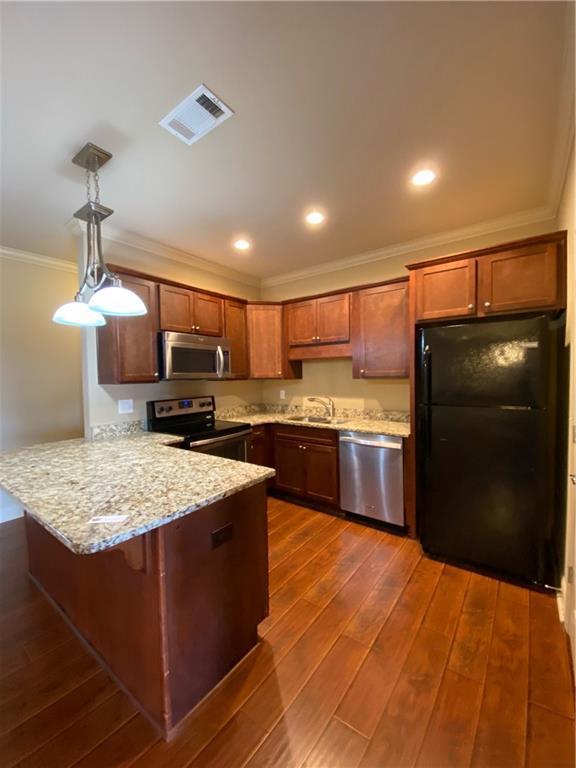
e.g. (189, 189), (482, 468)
(97, 274), (160, 384)
(352, 280), (409, 378)
(271, 425), (339, 506)
(247, 425), (273, 469)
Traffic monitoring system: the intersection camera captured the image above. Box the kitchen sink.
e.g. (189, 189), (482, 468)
(286, 415), (347, 425)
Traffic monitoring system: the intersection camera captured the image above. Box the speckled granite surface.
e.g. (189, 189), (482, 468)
(0, 433), (274, 555)
(222, 411), (410, 438)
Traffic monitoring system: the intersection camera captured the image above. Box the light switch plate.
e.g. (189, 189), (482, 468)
(118, 399), (134, 415)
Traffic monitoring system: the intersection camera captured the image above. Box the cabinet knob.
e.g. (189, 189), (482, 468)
(302, 446), (307, 451)
(360, 369), (365, 375)
(467, 304), (474, 310)
(277, 371), (282, 376)
(154, 372), (159, 377)
(484, 301), (491, 308)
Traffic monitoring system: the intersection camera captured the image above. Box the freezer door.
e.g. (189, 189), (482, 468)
(418, 316), (551, 408)
(418, 405), (551, 585)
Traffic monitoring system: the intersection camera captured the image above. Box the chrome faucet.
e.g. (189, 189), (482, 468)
(307, 396), (335, 419)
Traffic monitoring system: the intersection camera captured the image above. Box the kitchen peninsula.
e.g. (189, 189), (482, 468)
(0, 433), (275, 738)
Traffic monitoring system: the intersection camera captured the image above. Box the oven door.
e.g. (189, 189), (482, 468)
(187, 430), (251, 462)
(162, 332), (231, 380)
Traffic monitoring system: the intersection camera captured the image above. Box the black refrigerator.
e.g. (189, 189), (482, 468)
(417, 313), (567, 588)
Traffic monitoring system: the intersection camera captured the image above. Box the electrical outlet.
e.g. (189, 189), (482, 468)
(118, 399), (134, 415)
(279, 390), (286, 400)
(569, 566), (574, 585)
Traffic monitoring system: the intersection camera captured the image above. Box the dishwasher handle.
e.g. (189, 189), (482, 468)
(340, 435), (402, 450)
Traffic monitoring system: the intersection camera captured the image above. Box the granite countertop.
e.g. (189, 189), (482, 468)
(0, 433), (275, 556)
(225, 412), (411, 438)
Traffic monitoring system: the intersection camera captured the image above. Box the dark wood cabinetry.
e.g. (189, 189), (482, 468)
(248, 425), (273, 469)
(224, 299), (248, 378)
(287, 293), (351, 359)
(246, 304), (302, 379)
(478, 241), (562, 314)
(272, 425), (339, 506)
(410, 233), (565, 322)
(97, 274), (160, 384)
(413, 258), (476, 321)
(159, 284), (223, 336)
(352, 280), (409, 378)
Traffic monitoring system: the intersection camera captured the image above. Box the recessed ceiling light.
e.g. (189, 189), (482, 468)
(233, 238), (251, 252)
(411, 169), (436, 186)
(305, 210), (326, 226)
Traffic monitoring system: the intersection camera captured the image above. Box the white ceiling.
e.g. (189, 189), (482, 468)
(1, 1), (573, 279)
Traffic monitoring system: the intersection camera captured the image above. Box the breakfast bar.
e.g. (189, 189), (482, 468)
(0, 434), (275, 738)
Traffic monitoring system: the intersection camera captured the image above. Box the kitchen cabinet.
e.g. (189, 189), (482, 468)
(248, 425), (273, 469)
(478, 241), (562, 314)
(224, 299), (248, 378)
(352, 281), (409, 378)
(97, 274), (160, 384)
(410, 235), (565, 322)
(272, 425), (339, 506)
(287, 293), (350, 346)
(413, 259), (476, 321)
(159, 284), (223, 336)
(246, 304), (302, 379)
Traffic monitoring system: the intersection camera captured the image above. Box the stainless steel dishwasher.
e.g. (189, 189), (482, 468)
(339, 431), (404, 527)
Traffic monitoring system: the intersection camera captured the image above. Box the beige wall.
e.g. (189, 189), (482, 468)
(0, 256), (83, 450)
(84, 236), (262, 430)
(557, 143), (575, 657)
(261, 360), (409, 413)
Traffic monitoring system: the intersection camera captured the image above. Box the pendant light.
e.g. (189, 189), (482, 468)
(53, 143), (147, 327)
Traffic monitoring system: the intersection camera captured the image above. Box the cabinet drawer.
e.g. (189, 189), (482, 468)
(272, 424), (338, 446)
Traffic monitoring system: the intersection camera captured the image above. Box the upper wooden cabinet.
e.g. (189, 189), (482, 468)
(478, 241), (562, 315)
(246, 304), (302, 380)
(414, 259), (477, 321)
(224, 299), (248, 379)
(352, 281), (409, 378)
(410, 234), (566, 322)
(97, 274), (160, 384)
(159, 284), (223, 336)
(287, 293), (350, 346)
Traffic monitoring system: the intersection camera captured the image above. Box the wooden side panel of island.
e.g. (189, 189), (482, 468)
(24, 482), (269, 738)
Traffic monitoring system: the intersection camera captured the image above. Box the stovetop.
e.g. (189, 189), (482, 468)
(146, 395), (250, 443)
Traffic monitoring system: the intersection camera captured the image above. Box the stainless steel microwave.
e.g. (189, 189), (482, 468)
(160, 332), (231, 380)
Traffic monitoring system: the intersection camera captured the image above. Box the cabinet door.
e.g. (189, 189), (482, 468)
(248, 426), (273, 468)
(317, 293), (350, 343)
(414, 259), (477, 321)
(287, 300), (317, 345)
(274, 439), (305, 495)
(353, 282), (409, 378)
(303, 444), (339, 505)
(193, 291), (224, 336)
(478, 242), (561, 315)
(159, 285), (194, 332)
(247, 305), (283, 378)
(98, 275), (160, 384)
(224, 300), (248, 378)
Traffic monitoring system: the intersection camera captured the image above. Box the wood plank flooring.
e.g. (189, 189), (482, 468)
(0, 498), (573, 768)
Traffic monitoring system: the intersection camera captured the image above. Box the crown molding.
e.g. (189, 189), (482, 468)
(101, 225), (261, 289)
(261, 205), (555, 287)
(0, 246), (77, 274)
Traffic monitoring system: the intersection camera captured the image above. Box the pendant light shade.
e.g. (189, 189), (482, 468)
(52, 142), (148, 327)
(53, 297), (106, 327)
(88, 283), (147, 316)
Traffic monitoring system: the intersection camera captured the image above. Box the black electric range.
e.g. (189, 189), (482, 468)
(146, 396), (252, 461)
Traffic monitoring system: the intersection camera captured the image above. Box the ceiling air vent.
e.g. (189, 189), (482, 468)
(159, 85), (234, 145)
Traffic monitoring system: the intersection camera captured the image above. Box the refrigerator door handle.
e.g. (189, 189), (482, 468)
(423, 345), (432, 404)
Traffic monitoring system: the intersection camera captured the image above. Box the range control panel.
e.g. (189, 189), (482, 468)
(152, 396), (214, 418)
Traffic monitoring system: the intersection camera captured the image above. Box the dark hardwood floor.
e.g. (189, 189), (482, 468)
(0, 499), (574, 767)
